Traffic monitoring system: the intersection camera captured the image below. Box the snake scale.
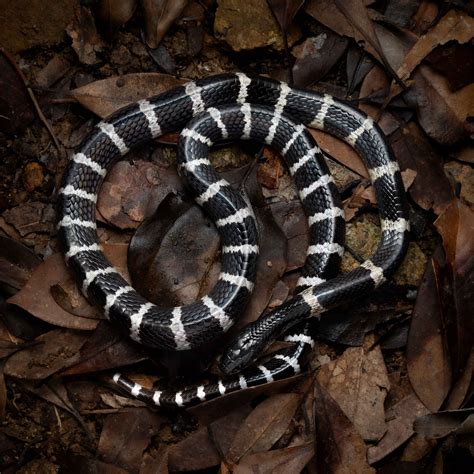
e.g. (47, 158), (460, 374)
(58, 73), (409, 407)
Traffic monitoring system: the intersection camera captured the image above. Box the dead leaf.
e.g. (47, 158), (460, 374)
(404, 65), (474, 145)
(128, 193), (219, 306)
(60, 322), (147, 376)
(8, 254), (99, 331)
(304, 0), (401, 83)
(0, 235), (41, 293)
(97, 0), (137, 37)
(66, 6), (104, 65)
(270, 200), (308, 271)
(367, 393), (429, 464)
(390, 122), (454, 215)
(266, 0), (304, 32)
(225, 393), (302, 464)
(310, 130), (369, 179)
(4, 329), (87, 379)
(313, 380), (375, 473)
(70, 73), (186, 118)
(0, 49), (36, 134)
(234, 442), (314, 474)
(98, 159), (183, 230)
(414, 409), (474, 439)
(97, 408), (164, 472)
(291, 33), (348, 87)
(316, 336), (390, 441)
(434, 200), (474, 375)
(389, 10), (474, 100)
(140, 0), (189, 48)
(0, 362), (6, 421)
(406, 251), (452, 412)
(168, 406), (251, 471)
(425, 42), (474, 92)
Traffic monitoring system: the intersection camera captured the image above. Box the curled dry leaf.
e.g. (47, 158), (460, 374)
(414, 409), (474, 439)
(97, 0), (137, 37)
(313, 381), (375, 474)
(66, 6), (104, 65)
(316, 336), (390, 442)
(140, 0), (189, 49)
(388, 10), (474, 101)
(70, 73), (186, 118)
(266, 0), (305, 32)
(225, 393), (302, 464)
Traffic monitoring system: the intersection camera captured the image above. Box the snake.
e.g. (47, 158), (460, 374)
(57, 73), (409, 407)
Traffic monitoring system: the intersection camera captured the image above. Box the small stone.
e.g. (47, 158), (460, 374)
(214, 0), (301, 51)
(22, 162), (45, 192)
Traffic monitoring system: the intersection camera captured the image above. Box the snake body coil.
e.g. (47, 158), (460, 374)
(58, 74), (409, 407)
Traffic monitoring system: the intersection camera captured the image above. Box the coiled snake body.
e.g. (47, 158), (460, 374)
(58, 73), (409, 407)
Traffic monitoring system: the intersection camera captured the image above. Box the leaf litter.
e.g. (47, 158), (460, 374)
(0, 0), (473, 472)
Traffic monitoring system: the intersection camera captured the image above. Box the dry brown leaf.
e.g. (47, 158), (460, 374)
(97, 408), (164, 472)
(404, 65), (474, 145)
(70, 73), (186, 118)
(97, 0), (137, 37)
(406, 253), (453, 412)
(168, 406), (251, 471)
(4, 329), (88, 379)
(225, 393), (301, 464)
(98, 160), (183, 230)
(389, 9), (474, 100)
(234, 442), (314, 474)
(140, 0), (189, 48)
(367, 393), (429, 464)
(390, 122), (454, 215)
(316, 337), (390, 442)
(66, 6), (104, 65)
(7, 254), (99, 331)
(304, 0), (399, 81)
(313, 381), (375, 474)
(310, 130), (369, 178)
(414, 409), (474, 439)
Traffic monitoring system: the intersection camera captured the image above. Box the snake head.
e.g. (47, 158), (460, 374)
(219, 331), (263, 375)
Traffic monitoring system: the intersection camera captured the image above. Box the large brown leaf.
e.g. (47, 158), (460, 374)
(70, 73), (186, 118)
(225, 393), (302, 465)
(404, 65), (474, 145)
(313, 380), (375, 473)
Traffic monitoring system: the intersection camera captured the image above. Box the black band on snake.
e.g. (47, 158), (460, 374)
(57, 73), (409, 408)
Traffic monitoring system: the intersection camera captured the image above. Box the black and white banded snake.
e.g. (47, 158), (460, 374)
(58, 73), (409, 408)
